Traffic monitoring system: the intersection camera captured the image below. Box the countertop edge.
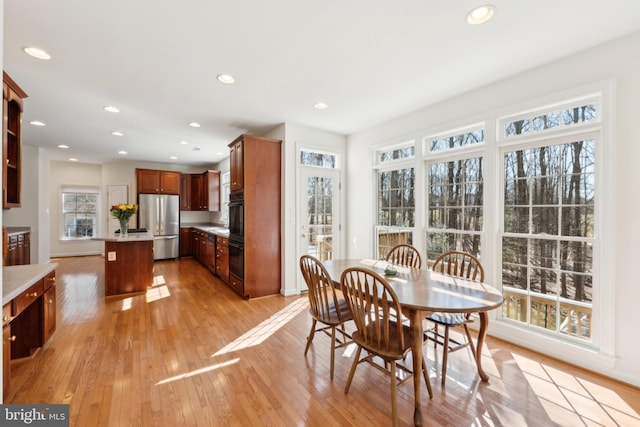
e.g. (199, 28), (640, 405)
(182, 224), (229, 237)
(3, 263), (59, 305)
(92, 231), (155, 242)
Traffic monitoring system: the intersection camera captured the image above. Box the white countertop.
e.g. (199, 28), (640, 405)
(3, 263), (59, 305)
(92, 231), (155, 242)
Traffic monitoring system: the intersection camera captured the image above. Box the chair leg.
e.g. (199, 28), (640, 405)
(304, 319), (317, 356)
(389, 359), (398, 427)
(463, 324), (477, 360)
(421, 358), (433, 399)
(329, 326), (336, 380)
(344, 346), (362, 393)
(442, 325), (450, 386)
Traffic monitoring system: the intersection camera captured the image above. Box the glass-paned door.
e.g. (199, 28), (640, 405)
(299, 168), (341, 289)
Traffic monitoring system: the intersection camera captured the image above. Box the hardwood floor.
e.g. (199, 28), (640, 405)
(5, 256), (640, 426)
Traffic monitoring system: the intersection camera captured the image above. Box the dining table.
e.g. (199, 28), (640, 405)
(322, 258), (504, 427)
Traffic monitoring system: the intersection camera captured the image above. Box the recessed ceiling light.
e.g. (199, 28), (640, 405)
(57, 144), (69, 149)
(216, 152), (224, 156)
(179, 140), (189, 145)
(103, 106), (120, 113)
(22, 46), (51, 60)
(169, 156), (178, 160)
(111, 131), (124, 136)
(29, 120), (46, 126)
(467, 5), (495, 25)
(118, 150), (128, 155)
(189, 122), (201, 128)
(217, 74), (235, 84)
(69, 158), (78, 162)
(314, 102), (328, 110)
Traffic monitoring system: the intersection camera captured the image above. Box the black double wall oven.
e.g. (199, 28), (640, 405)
(228, 192), (244, 280)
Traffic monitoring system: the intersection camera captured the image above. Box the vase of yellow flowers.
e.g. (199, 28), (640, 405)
(111, 204), (138, 236)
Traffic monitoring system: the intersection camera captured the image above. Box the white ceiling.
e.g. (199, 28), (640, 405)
(4, 1), (640, 166)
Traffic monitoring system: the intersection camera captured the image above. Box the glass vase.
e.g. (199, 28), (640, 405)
(119, 217), (129, 236)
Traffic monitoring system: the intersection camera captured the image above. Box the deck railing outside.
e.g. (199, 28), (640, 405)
(502, 289), (592, 339)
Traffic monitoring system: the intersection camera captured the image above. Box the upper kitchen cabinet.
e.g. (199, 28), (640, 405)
(181, 171), (220, 211)
(136, 169), (180, 194)
(229, 140), (244, 192)
(3, 72), (28, 208)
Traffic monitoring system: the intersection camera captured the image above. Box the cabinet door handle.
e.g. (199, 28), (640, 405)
(9, 335), (16, 342)
(27, 292), (38, 297)
(48, 299), (54, 304)
(2, 315), (10, 322)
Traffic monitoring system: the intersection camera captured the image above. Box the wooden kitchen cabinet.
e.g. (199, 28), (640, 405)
(215, 236), (229, 284)
(229, 140), (244, 192)
(180, 227), (193, 256)
(136, 168), (180, 194)
(3, 302), (12, 396)
(3, 72), (28, 208)
(3, 228), (30, 266)
(188, 171), (221, 211)
(205, 236), (216, 274)
(43, 272), (57, 343)
(227, 134), (281, 298)
(3, 266), (57, 396)
(180, 174), (191, 210)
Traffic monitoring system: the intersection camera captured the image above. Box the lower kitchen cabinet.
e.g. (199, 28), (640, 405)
(215, 236), (229, 284)
(180, 228), (192, 257)
(3, 266), (57, 396)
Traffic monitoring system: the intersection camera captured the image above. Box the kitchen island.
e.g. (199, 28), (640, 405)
(93, 231), (154, 296)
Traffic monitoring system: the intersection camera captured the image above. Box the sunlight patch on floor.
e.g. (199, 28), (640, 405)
(512, 352), (640, 426)
(211, 298), (309, 357)
(155, 358), (240, 386)
(146, 285), (170, 303)
(121, 297), (133, 311)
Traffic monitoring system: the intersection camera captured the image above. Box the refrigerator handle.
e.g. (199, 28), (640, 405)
(159, 197), (164, 234)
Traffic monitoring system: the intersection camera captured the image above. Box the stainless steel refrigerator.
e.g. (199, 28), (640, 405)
(138, 194), (180, 260)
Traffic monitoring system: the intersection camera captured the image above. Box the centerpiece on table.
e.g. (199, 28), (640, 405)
(111, 204), (138, 236)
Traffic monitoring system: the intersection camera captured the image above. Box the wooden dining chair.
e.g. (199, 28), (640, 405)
(340, 267), (432, 427)
(386, 244), (422, 269)
(300, 255), (353, 380)
(427, 251), (484, 385)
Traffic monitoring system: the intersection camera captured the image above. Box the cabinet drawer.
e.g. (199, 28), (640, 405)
(43, 271), (56, 291)
(13, 280), (44, 316)
(2, 303), (11, 327)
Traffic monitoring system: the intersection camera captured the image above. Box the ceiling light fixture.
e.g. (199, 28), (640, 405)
(103, 106), (120, 113)
(314, 102), (328, 110)
(467, 5), (496, 25)
(179, 140), (189, 145)
(29, 120), (46, 126)
(217, 74), (235, 84)
(118, 150), (128, 155)
(189, 122), (201, 128)
(57, 144), (69, 149)
(170, 156), (178, 160)
(111, 131), (124, 136)
(69, 158), (78, 162)
(22, 46), (51, 60)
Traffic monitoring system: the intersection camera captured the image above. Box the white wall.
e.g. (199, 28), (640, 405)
(270, 123), (346, 296)
(346, 31), (640, 386)
(3, 145), (42, 261)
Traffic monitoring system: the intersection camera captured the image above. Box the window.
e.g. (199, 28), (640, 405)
(500, 97), (599, 342)
(221, 171), (230, 226)
(300, 149), (337, 168)
(61, 187), (99, 239)
(374, 142), (416, 259)
(426, 156), (484, 260)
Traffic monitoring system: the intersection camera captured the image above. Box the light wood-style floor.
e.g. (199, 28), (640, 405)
(5, 256), (640, 426)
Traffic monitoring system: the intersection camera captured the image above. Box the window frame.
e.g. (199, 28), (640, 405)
(59, 186), (101, 241)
